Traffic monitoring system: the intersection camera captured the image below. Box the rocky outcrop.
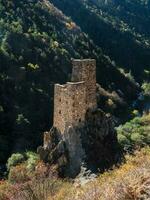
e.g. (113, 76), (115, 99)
(38, 108), (120, 177)
(82, 108), (119, 170)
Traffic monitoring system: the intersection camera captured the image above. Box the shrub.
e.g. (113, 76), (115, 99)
(25, 151), (39, 172)
(8, 164), (30, 184)
(117, 134), (131, 149)
(11, 179), (66, 200)
(7, 153), (25, 171)
(142, 82), (150, 96)
(7, 151), (40, 184)
(0, 180), (10, 200)
(51, 182), (73, 200)
(116, 114), (150, 152)
(130, 132), (145, 146)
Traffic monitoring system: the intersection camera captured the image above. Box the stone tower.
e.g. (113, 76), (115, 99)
(38, 58), (119, 178)
(53, 59), (97, 134)
(72, 59), (97, 110)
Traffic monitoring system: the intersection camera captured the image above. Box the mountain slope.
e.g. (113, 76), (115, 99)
(50, 0), (150, 80)
(0, 0), (138, 163)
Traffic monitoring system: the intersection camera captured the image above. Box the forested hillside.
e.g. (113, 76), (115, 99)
(50, 0), (150, 81)
(0, 0), (139, 163)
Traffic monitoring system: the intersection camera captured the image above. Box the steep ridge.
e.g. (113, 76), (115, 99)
(0, 0), (138, 163)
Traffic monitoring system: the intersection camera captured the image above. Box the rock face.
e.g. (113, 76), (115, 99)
(82, 108), (119, 170)
(38, 108), (119, 177)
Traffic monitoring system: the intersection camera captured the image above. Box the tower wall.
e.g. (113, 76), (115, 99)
(71, 59), (97, 110)
(53, 84), (67, 134)
(66, 82), (86, 126)
(53, 59), (97, 134)
(53, 82), (86, 134)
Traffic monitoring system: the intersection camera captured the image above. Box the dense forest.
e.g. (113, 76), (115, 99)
(0, 0), (142, 164)
(51, 0), (150, 81)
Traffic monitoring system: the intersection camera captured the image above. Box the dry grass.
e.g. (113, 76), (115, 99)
(0, 148), (150, 200)
(66, 147), (150, 200)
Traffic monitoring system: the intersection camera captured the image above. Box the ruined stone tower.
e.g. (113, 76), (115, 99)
(38, 58), (119, 178)
(53, 59), (97, 134)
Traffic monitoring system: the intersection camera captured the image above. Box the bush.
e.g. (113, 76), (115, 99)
(0, 180), (10, 200)
(7, 151), (40, 184)
(10, 179), (66, 200)
(131, 132), (145, 145)
(25, 151), (39, 171)
(7, 151), (39, 171)
(7, 153), (25, 170)
(116, 114), (150, 152)
(8, 164), (30, 184)
(142, 82), (150, 96)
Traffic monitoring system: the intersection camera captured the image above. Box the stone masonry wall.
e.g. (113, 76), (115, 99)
(53, 81), (86, 134)
(53, 59), (97, 134)
(72, 59), (97, 110)
(53, 84), (66, 134)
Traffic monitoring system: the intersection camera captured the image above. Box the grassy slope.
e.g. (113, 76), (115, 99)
(66, 147), (150, 200)
(0, 147), (149, 200)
